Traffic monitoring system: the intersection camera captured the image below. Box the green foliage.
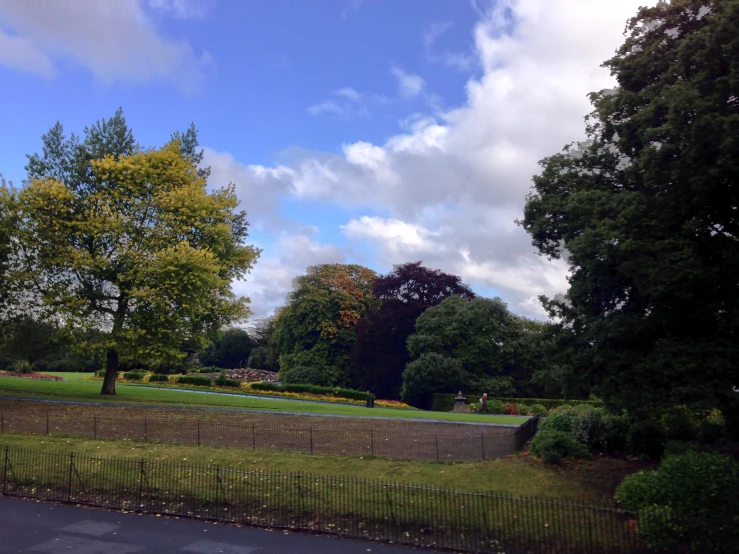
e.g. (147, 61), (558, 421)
(11, 360), (33, 374)
(148, 374), (170, 383)
(195, 366), (221, 374)
(199, 328), (253, 369)
(214, 373), (241, 388)
(272, 264), (377, 387)
(431, 393), (600, 413)
(350, 262), (476, 400)
(122, 372), (145, 381)
(401, 353), (465, 409)
(178, 375), (212, 387)
(530, 430), (591, 465)
(626, 420), (667, 461)
(407, 297), (535, 394)
(521, 0), (739, 436)
(281, 365), (327, 386)
(12, 111), (259, 395)
(250, 382), (373, 402)
(616, 451), (739, 551)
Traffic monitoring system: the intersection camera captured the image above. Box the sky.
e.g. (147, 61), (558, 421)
(0, 0), (655, 321)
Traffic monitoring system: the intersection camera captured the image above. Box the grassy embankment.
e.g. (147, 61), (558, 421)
(0, 373), (527, 425)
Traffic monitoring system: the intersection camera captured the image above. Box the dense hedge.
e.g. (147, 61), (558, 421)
(148, 374), (170, 383)
(177, 375), (213, 387)
(214, 375), (241, 388)
(122, 372), (145, 381)
(251, 382), (374, 401)
(431, 393), (601, 412)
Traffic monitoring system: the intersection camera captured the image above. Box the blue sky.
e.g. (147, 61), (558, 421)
(0, 0), (651, 320)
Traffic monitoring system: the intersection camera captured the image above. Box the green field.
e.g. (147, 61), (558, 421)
(0, 432), (606, 503)
(0, 373), (527, 425)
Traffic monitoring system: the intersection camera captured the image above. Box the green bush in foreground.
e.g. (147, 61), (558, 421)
(530, 429), (590, 465)
(616, 451), (739, 551)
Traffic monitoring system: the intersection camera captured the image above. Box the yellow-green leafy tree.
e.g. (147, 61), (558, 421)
(11, 111), (260, 394)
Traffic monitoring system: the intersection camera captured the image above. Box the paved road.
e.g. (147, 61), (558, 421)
(0, 497), (435, 554)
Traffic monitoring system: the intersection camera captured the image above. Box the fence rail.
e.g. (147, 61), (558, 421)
(0, 444), (645, 553)
(0, 411), (539, 462)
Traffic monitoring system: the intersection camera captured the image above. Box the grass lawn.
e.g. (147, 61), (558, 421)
(0, 432), (618, 504)
(0, 374), (527, 425)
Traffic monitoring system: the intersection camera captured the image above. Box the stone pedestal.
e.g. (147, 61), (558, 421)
(453, 391), (468, 413)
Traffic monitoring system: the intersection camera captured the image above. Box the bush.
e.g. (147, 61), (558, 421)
(122, 372), (145, 381)
(196, 366), (221, 374)
(401, 353), (465, 409)
(282, 365), (327, 386)
(178, 375), (212, 387)
(570, 408), (617, 453)
(626, 419), (666, 460)
(540, 411), (576, 434)
(214, 373), (241, 388)
(530, 429), (590, 465)
(12, 360), (34, 374)
(148, 374), (170, 383)
(501, 402), (520, 415)
(527, 403), (548, 416)
(488, 399), (505, 414)
(250, 382), (373, 402)
(431, 393), (600, 413)
(616, 451), (739, 551)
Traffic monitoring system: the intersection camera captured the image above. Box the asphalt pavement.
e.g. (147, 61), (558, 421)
(0, 497), (435, 554)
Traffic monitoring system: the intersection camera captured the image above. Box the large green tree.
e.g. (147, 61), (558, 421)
(350, 262), (476, 399)
(11, 111), (260, 394)
(200, 327), (254, 369)
(406, 295), (526, 395)
(271, 264), (377, 386)
(521, 0), (739, 434)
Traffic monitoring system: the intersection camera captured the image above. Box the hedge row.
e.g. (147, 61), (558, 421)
(178, 375), (213, 387)
(122, 372), (145, 381)
(251, 382), (374, 402)
(148, 374), (170, 383)
(431, 393), (601, 413)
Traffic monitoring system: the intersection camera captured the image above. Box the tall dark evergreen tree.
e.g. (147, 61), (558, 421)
(521, 0), (739, 434)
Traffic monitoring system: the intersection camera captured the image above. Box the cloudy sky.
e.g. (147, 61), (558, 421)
(0, 0), (653, 320)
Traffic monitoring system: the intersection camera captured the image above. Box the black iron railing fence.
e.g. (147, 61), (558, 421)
(0, 411), (539, 462)
(0, 444), (646, 554)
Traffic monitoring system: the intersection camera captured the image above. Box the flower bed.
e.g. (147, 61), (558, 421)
(375, 399), (417, 410)
(0, 372), (63, 381)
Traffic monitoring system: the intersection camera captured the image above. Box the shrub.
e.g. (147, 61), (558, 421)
(540, 411), (576, 434)
(570, 408), (617, 453)
(122, 372), (145, 381)
(488, 399), (505, 414)
(501, 402), (520, 415)
(148, 374), (170, 383)
(178, 375), (212, 387)
(660, 405), (700, 442)
(250, 382), (373, 402)
(282, 365), (327, 386)
(214, 373), (241, 388)
(530, 429), (590, 465)
(528, 403), (548, 416)
(626, 419), (666, 460)
(196, 366), (221, 374)
(616, 451), (739, 551)
(12, 360), (34, 374)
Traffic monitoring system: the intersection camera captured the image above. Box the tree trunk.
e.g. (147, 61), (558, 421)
(101, 349), (119, 395)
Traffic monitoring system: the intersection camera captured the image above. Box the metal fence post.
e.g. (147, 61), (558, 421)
(197, 420), (201, 446)
(67, 452), (74, 501)
(46, 413), (50, 435)
(309, 428), (313, 454)
(252, 422), (256, 450)
(2, 445), (8, 495)
(370, 430), (374, 456)
(138, 458), (145, 511)
(93, 416), (97, 440)
(435, 435), (439, 461)
(144, 418), (148, 442)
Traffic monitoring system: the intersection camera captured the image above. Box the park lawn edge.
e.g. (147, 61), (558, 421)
(0, 376), (528, 425)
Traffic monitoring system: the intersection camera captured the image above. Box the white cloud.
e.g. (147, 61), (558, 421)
(210, 0), (655, 320)
(307, 100), (347, 117)
(424, 22), (454, 49)
(390, 66), (425, 99)
(0, 0), (212, 92)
